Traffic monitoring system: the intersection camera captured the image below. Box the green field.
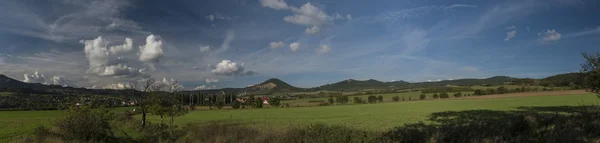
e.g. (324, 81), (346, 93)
(1, 93), (599, 142)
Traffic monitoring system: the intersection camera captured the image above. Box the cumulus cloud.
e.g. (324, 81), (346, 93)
(260, 0), (289, 10)
(504, 31), (516, 41)
(102, 83), (128, 89)
(139, 34), (164, 62)
(200, 45), (211, 52)
(109, 38), (134, 54)
(539, 29), (561, 42)
(304, 26), (320, 35)
(269, 41), (285, 49)
(290, 42), (300, 52)
(316, 45), (331, 55)
(81, 36), (144, 77)
(23, 71), (74, 87)
(211, 60), (256, 76)
(505, 25), (516, 30)
(161, 77), (184, 91)
(205, 78), (219, 83)
(284, 2), (330, 26)
(100, 64), (144, 77)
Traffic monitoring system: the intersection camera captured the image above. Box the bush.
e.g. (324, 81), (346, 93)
(318, 102), (331, 106)
(439, 92), (449, 98)
(353, 97), (364, 104)
(377, 95), (383, 103)
(392, 96), (400, 102)
(54, 107), (116, 142)
(232, 100), (241, 109)
(328, 97), (335, 104)
(433, 93), (439, 99)
(453, 92), (462, 98)
(419, 93), (426, 100)
(368, 96), (377, 103)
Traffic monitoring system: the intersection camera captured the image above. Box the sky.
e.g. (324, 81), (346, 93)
(0, 0), (599, 90)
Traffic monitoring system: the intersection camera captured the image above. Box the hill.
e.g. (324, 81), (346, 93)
(409, 76), (518, 88)
(318, 79), (392, 91)
(245, 78), (304, 93)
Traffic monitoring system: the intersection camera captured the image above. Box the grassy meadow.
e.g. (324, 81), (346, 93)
(1, 92), (599, 142)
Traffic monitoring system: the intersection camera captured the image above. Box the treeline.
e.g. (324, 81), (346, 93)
(420, 86), (474, 93)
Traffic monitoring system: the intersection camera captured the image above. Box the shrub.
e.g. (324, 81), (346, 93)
(54, 107), (116, 142)
(377, 95), (383, 103)
(433, 93), (439, 99)
(392, 96), (400, 102)
(232, 100), (241, 109)
(328, 97), (335, 104)
(453, 92), (462, 98)
(216, 101), (224, 109)
(353, 97), (364, 104)
(439, 92), (449, 98)
(368, 96), (377, 103)
(318, 102), (331, 106)
(419, 93), (426, 100)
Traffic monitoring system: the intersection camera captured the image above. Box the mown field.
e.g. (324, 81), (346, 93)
(1, 92), (598, 142)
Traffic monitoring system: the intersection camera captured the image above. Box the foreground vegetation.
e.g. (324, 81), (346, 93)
(2, 93), (599, 142)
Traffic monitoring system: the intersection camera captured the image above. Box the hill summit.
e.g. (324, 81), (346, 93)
(246, 78), (301, 92)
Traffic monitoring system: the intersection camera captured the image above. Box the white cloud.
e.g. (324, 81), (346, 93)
(260, 0), (289, 10)
(211, 60), (256, 76)
(161, 77), (184, 91)
(193, 85), (207, 90)
(316, 45), (331, 55)
(206, 15), (215, 22)
(269, 41), (285, 49)
(23, 71), (74, 87)
(23, 71), (45, 83)
(504, 30), (516, 41)
(205, 13), (234, 22)
(290, 42), (300, 52)
(200, 45), (211, 52)
(205, 78), (219, 83)
(109, 38), (134, 54)
(284, 2), (330, 26)
(505, 25), (516, 30)
(102, 83), (128, 89)
(304, 26), (320, 34)
(139, 34), (164, 62)
(539, 29), (561, 42)
(100, 64), (144, 77)
(334, 13), (352, 21)
(346, 14), (352, 20)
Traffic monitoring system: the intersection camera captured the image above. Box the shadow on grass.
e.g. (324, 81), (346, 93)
(382, 105), (600, 143)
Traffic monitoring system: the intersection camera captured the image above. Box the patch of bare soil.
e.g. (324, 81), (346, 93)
(457, 90), (590, 100)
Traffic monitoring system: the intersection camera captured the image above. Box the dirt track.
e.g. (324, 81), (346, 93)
(456, 90), (590, 100)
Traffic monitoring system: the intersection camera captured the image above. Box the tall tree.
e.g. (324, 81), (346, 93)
(125, 78), (162, 128)
(581, 52), (600, 97)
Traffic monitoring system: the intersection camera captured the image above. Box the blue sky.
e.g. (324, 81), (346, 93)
(0, 0), (599, 89)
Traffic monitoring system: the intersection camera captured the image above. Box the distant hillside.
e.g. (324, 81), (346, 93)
(245, 78), (305, 93)
(539, 72), (585, 87)
(317, 79), (409, 91)
(0, 74), (126, 96)
(409, 76), (518, 88)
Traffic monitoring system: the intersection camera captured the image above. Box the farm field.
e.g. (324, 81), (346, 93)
(1, 91), (598, 142)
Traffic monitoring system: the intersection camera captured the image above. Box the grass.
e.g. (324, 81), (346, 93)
(151, 93), (600, 132)
(2, 93), (598, 142)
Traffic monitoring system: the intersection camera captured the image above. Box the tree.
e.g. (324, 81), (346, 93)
(328, 97), (335, 104)
(254, 97), (263, 108)
(392, 96), (400, 102)
(335, 96), (349, 104)
(367, 96), (377, 103)
(270, 97), (282, 107)
(419, 93), (426, 100)
(377, 95), (383, 103)
(474, 89), (483, 96)
(433, 93), (439, 99)
(453, 92), (462, 98)
(440, 92), (449, 98)
(497, 86), (507, 94)
(353, 97), (364, 104)
(581, 52), (600, 97)
(232, 100), (241, 109)
(125, 78), (162, 128)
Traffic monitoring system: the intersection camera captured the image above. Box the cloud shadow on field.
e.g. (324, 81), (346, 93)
(382, 105), (600, 143)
